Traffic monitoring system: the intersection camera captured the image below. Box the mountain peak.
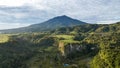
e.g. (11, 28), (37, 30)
(52, 15), (71, 20)
(0, 15), (87, 33)
(58, 15), (69, 18)
(42, 15), (87, 27)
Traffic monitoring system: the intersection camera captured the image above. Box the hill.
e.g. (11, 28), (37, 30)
(0, 15), (87, 33)
(51, 22), (120, 34)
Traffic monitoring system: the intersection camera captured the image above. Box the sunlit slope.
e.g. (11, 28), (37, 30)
(0, 34), (9, 43)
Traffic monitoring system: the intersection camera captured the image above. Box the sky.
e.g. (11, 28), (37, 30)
(0, 0), (120, 29)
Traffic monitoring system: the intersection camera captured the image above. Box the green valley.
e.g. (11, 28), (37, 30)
(0, 22), (120, 68)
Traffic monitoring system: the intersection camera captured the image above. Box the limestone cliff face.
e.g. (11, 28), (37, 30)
(64, 43), (86, 56)
(59, 42), (86, 56)
(58, 42), (98, 56)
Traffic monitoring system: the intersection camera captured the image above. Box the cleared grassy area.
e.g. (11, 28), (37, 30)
(55, 35), (79, 44)
(0, 34), (9, 43)
(55, 35), (74, 40)
(61, 40), (79, 43)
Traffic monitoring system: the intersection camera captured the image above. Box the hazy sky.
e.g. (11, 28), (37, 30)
(0, 0), (120, 29)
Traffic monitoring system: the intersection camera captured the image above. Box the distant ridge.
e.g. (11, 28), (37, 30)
(0, 15), (87, 33)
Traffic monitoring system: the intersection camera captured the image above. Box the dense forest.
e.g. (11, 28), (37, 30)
(0, 22), (120, 68)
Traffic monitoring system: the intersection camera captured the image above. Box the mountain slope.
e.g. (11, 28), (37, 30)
(52, 22), (120, 34)
(0, 15), (87, 33)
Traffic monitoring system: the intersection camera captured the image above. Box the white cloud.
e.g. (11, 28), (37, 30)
(0, 0), (44, 6)
(0, 10), (26, 19)
(0, 23), (30, 30)
(0, 0), (28, 6)
(0, 0), (120, 29)
(97, 20), (120, 24)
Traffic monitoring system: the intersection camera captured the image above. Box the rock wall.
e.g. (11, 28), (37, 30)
(59, 42), (98, 57)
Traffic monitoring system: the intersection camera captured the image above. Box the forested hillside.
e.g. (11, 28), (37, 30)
(0, 22), (120, 68)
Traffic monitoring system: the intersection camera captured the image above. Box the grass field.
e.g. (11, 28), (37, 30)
(55, 35), (79, 43)
(0, 34), (9, 43)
